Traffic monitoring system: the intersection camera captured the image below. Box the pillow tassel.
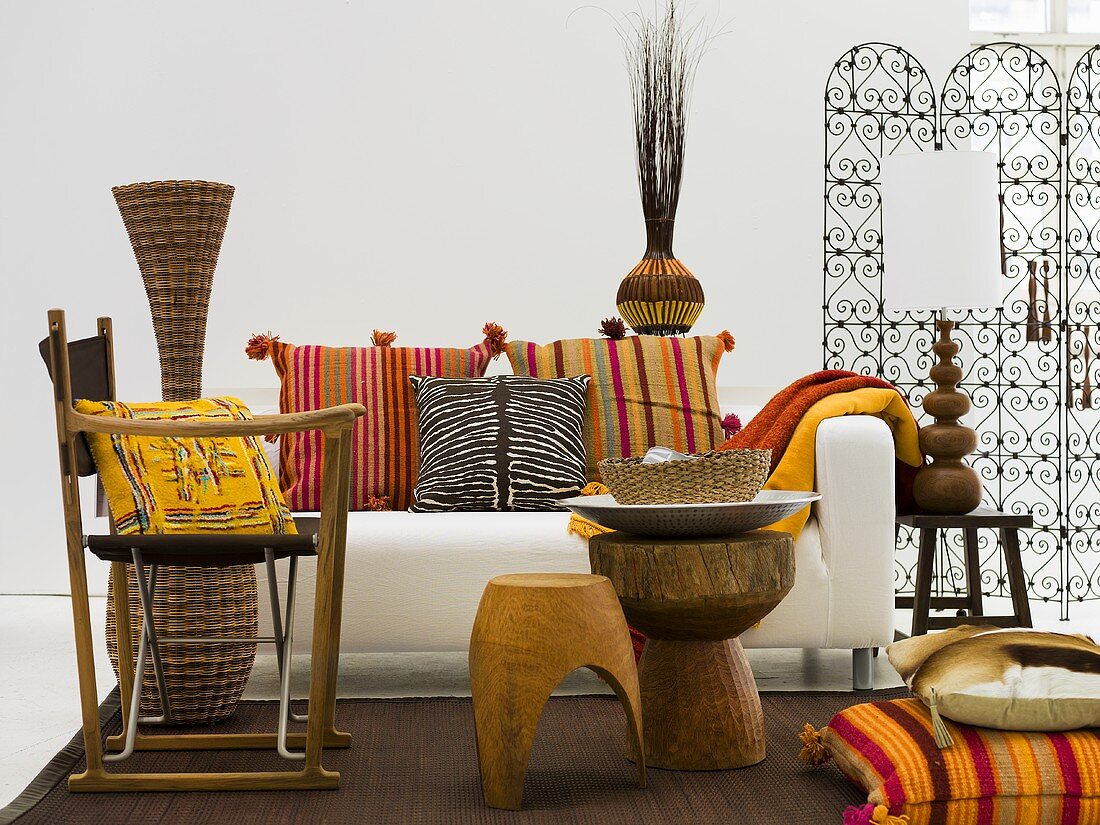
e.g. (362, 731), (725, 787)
(482, 322), (508, 358)
(599, 317), (628, 340)
(721, 412), (742, 439)
(245, 332), (279, 361)
(928, 687), (954, 749)
(718, 329), (736, 352)
(371, 330), (397, 347)
(797, 723), (830, 766)
(843, 804), (910, 825)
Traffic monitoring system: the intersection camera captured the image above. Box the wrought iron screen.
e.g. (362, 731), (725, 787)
(824, 42), (1100, 618)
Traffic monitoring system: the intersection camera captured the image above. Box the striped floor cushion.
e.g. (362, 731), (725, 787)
(819, 698), (1100, 824)
(505, 332), (734, 482)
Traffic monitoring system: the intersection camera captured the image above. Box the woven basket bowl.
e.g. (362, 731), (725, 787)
(598, 449), (772, 505)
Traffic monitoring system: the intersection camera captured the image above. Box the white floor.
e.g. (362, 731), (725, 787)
(2, 593), (1098, 809)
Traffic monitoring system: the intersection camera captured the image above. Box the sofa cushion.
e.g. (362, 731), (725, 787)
(75, 397), (295, 536)
(248, 328), (505, 511)
(821, 697), (1100, 824)
(410, 375), (589, 512)
(505, 333), (733, 481)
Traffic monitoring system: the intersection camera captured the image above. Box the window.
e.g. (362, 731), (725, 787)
(970, 0), (1048, 33)
(1068, 0), (1100, 32)
(971, 0), (1100, 84)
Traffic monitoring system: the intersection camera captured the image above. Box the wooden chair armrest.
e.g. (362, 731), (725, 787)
(68, 403), (366, 438)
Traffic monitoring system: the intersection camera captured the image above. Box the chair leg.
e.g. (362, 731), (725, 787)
(105, 592), (150, 763)
(266, 551), (307, 726)
(110, 560), (137, 742)
(302, 433), (348, 784)
(852, 648), (875, 691)
(66, 547), (107, 778)
(275, 555), (305, 760)
(266, 550), (286, 677)
(132, 554), (171, 724)
(312, 430), (354, 749)
(107, 551), (168, 763)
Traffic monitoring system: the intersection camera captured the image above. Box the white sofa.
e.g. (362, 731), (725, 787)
(257, 412), (898, 690)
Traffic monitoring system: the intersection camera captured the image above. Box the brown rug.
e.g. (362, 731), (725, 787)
(4, 690), (906, 825)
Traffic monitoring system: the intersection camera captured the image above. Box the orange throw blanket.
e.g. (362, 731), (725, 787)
(718, 370), (923, 537)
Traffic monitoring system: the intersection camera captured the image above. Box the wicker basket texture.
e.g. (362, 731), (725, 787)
(598, 449), (771, 505)
(112, 180), (233, 402)
(110, 179), (254, 724)
(105, 565), (258, 724)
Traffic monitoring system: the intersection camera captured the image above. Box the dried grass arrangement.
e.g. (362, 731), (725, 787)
(613, 1), (718, 336)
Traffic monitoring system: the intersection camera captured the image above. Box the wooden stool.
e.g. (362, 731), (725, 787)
(896, 508), (1034, 637)
(589, 531), (795, 771)
(469, 573), (646, 811)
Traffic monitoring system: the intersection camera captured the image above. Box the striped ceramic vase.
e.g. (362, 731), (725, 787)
(616, 217), (705, 336)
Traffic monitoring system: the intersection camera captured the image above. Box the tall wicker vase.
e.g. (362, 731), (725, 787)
(107, 180), (257, 725)
(616, 218), (705, 336)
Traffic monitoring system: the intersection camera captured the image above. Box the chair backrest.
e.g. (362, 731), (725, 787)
(40, 316), (115, 477)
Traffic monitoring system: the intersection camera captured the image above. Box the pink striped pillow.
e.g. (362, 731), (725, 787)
(505, 333), (733, 482)
(247, 325), (506, 511)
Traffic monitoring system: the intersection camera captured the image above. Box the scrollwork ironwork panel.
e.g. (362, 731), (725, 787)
(824, 44), (937, 597)
(1066, 45), (1100, 605)
(824, 41), (1100, 619)
(940, 43), (1064, 612)
(824, 43), (937, 374)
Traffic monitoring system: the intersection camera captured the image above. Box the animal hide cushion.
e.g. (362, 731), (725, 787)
(887, 625), (1100, 732)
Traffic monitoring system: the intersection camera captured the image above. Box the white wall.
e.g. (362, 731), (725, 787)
(0, 0), (968, 594)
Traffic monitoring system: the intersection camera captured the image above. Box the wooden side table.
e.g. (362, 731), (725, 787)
(896, 508), (1033, 637)
(589, 530), (794, 771)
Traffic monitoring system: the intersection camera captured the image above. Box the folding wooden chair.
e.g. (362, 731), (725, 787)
(43, 308), (364, 791)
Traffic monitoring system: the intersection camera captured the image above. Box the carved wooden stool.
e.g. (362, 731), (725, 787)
(589, 530), (795, 771)
(469, 573), (646, 811)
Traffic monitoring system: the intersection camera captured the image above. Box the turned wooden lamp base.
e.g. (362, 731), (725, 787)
(916, 317), (984, 515)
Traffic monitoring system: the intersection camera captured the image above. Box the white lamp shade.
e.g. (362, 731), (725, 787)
(881, 150), (1003, 311)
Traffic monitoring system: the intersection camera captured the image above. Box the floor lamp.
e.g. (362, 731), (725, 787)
(881, 150), (1003, 515)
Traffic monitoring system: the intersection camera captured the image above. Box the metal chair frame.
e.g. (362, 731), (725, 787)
(103, 548), (309, 763)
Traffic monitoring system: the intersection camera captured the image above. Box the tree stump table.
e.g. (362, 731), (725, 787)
(589, 530), (795, 770)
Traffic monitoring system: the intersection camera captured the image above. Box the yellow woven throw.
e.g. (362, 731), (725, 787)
(567, 388), (922, 541)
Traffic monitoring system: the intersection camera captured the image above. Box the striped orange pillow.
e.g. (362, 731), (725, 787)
(819, 697), (1100, 824)
(247, 326), (506, 511)
(505, 333), (733, 481)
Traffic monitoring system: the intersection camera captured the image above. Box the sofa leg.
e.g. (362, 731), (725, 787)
(852, 648), (874, 691)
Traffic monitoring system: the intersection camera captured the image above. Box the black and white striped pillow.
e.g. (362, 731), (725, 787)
(409, 374), (590, 512)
